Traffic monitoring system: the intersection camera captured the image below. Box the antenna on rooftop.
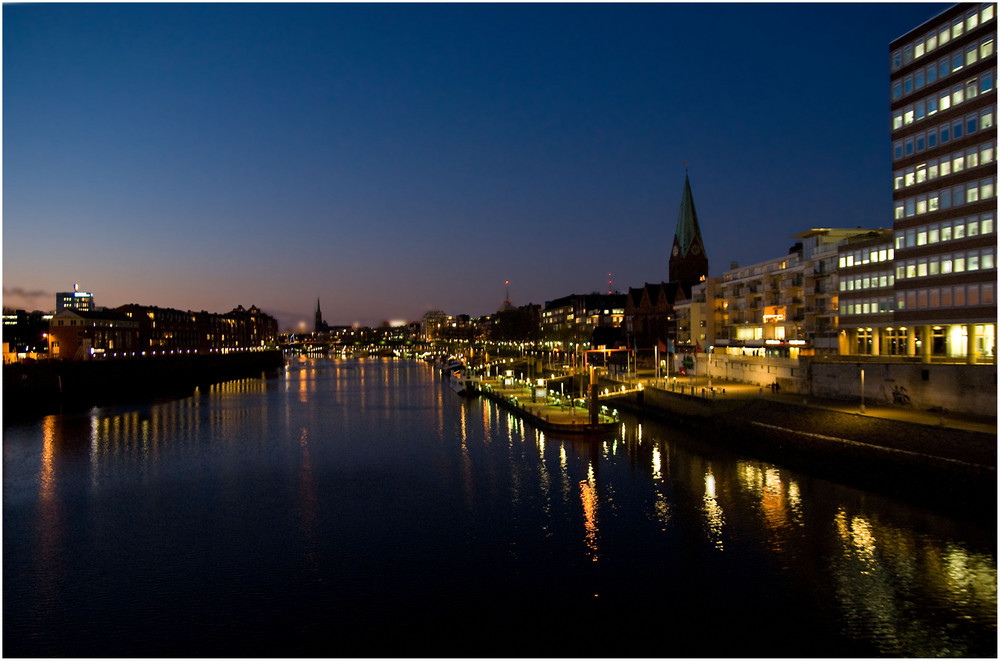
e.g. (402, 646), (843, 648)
(608, 272), (612, 295)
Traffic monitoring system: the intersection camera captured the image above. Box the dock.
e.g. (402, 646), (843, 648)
(474, 374), (620, 435)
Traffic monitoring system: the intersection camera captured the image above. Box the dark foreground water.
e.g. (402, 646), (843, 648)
(4, 357), (996, 657)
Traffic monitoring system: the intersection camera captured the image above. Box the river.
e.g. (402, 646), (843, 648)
(3, 357), (996, 657)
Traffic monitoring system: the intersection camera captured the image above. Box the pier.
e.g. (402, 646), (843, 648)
(474, 371), (619, 435)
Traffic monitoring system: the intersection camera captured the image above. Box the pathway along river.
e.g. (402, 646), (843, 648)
(3, 357), (996, 657)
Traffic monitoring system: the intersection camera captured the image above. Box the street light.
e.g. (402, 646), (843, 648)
(860, 367), (866, 414)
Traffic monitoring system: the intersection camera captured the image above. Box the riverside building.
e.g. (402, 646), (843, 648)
(890, 2), (997, 362)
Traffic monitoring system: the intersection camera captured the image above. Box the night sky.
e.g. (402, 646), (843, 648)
(3, 2), (951, 330)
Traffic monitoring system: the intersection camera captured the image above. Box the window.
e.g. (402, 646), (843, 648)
(966, 78), (978, 101)
(955, 221), (966, 239)
(928, 96), (938, 115)
(982, 178), (995, 200)
(952, 50), (964, 72)
(968, 285), (979, 306)
(904, 75), (913, 95)
(952, 85), (964, 107)
(968, 183), (980, 204)
(984, 5), (995, 23)
(982, 71), (994, 94)
(916, 133), (925, 151)
(969, 217), (980, 236)
(939, 27), (950, 48)
(983, 248), (995, 270)
(982, 142), (994, 164)
(916, 39), (926, 59)
(917, 229), (927, 246)
(928, 63), (938, 85)
(952, 18), (963, 40)
(982, 37), (995, 59)
(941, 123), (950, 142)
(967, 148), (980, 169)
(916, 69), (925, 90)
(941, 221), (952, 241)
(968, 114), (979, 135)
(968, 253), (980, 271)
(942, 255), (953, 274)
(966, 44), (978, 67)
(929, 225), (940, 243)
(983, 283), (995, 306)
(982, 107), (995, 131)
(928, 130), (938, 148)
(982, 214), (994, 234)
(955, 255), (966, 272)
(893, 81), (903, 100)
(917, 100), (926, 120)
(940, 90), (952, 111)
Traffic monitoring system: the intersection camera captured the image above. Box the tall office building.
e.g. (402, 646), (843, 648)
(56, 284), (94, 312)
(890, 3), (996, 362)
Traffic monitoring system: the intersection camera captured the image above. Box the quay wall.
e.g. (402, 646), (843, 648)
(806, 361), (997, 415)
(4, 350), (285, 417)
(685, 354), (996, 416)
(609, 383), (995, 519)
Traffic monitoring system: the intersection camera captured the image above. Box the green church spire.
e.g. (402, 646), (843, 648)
(669, 170), (709, 288)
(674, 170), (703, 257)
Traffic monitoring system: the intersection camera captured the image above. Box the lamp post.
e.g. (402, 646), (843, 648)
(860, 367), (866, 414)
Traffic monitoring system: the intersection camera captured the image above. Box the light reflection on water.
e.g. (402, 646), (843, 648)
(3, 357), (995, 657)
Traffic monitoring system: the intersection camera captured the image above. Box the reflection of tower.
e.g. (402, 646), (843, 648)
(668, 170), (709, 289)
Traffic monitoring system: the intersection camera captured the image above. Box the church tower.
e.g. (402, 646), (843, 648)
(315, 298), (326, 334)
(668, 171), (709, 289)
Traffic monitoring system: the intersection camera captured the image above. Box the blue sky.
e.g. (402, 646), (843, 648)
(3, 2), (950, 330)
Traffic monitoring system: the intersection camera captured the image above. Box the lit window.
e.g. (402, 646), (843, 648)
(941, 158), (952, 176)
(918, 260), (928, 277)
(940, 92), (951, 111)
(928, 33), (938, 52)
(955, 221), (966, 239)
(929, 226), (939, 243)
(969, 253), (980, 271)
(967, 9), (978, 30)
(952, 18), (963, 39)
(894, 172), (904, 190)
(929, 258), (940, 276)
(967, 183), (980, 204)
(929, 161), (939, 179)
(967, 148), (979, 169)
(982, 37), (995, 59)
(905, 168), (916, 186)
(904, 107), (915, 124)
(983, 249), (995, 270)
(981, 108), (994, 131)
(983, 5), (995, 23)
(965, 79), (978, 101)
(982, 178), (996, 200)
(955, 256), (966, 273)
(982, 214), (994, 234)
(916, 39), (926, 58)
(917, 196), (928, 214)
(969, 218), (980, 236)
(966, 44), (978, 67)
(916, 164), (927, 183)
(952, 85), (964, 106)
(942, 256), (953, 274)
(981, 142), (994, 164)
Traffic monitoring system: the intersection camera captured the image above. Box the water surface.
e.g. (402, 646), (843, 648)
(4, 357), (995, 656)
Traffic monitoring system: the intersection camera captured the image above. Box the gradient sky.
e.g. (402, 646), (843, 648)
(3, 2), (951, 330)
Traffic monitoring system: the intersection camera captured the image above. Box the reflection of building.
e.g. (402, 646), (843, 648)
(56, 285), (94, 312)
(889, 3), (996, 361)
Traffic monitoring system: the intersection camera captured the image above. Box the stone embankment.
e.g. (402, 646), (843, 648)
(613, 385), (996, 520)
(4, 350), (286, 419)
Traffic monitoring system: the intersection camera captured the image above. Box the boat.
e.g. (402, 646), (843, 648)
(449, 369), (481, 396)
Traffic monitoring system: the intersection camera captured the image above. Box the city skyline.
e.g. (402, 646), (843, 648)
(3, 2), (951, 330)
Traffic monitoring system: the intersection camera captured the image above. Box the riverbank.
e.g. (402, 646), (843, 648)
(611, 384), (996, 520)
(3, 350), (285, 419)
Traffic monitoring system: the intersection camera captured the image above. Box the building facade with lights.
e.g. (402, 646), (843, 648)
(55, 285), (94, 312)
(889, 2), (997, 362)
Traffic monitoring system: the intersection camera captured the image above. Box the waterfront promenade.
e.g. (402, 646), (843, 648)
(633, 373), (997, 436)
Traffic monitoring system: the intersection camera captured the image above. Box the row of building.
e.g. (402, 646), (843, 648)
(3, 286), (279, 362)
